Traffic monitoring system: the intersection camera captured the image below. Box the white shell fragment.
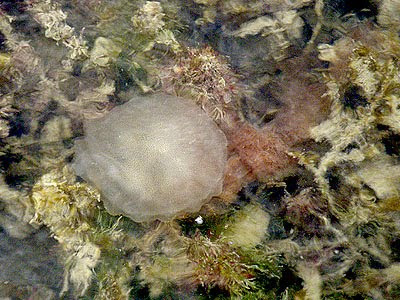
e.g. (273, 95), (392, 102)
(72, 94), (227, 222)
(195, 216), (204, 225)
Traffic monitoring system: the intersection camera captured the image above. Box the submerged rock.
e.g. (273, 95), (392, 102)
(72, 94), (227, 222)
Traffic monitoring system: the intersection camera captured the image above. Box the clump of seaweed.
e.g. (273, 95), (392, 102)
(378, 0), (400, 31)
(283, 188), (328, 236)
(98, 0), (181, 54)
(30, 166), (101, 296)
(187, 234), (257, 296)
(89, 0), (183, 94)
(229, 9), (305, 62)
(161, 45), (239, 121)
(130, 1), (180, 53)
(30, 166), (100, 241)
(221, 202), (270, 249)
(28, 0), (89, 60)
(30, 166), (140, 299)
(93, 261), (132, 300)
(133, 222), (196, 298)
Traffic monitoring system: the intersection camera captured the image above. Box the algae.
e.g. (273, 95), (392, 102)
(1, 0), (400, 299)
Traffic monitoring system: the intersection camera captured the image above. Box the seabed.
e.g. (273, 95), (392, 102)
(1, 1), (400, 299)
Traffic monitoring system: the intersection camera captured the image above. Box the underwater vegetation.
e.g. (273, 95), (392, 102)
(1, 0), (400, 299)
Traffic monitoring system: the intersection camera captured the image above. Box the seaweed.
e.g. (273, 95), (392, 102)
(1, 0), (400, 299)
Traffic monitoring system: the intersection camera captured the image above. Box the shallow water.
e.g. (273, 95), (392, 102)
(1, 1), (400, 299)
